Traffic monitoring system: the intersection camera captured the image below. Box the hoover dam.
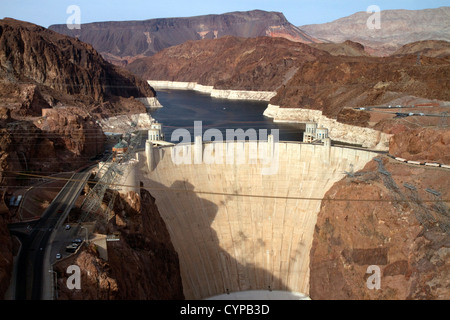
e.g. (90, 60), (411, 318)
(135, 137), (379, 300)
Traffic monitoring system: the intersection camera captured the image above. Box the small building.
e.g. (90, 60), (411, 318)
(316, 127), (329, 140)
(303, 123), (317, 143)
(303, 123), (329, 143)
(112, 141), (128, 161)
(148, 121), (164, 142)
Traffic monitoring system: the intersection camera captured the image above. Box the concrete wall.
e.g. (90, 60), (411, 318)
(137, 141), (378, 299)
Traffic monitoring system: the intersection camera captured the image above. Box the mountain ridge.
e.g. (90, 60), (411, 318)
(300, 7), (450, 56)
(49, 10), (319, 65)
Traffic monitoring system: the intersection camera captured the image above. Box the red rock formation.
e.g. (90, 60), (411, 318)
(0, 108), (105, 186)
(54, 188), (184, 300)
(310, 158), (450, 299)
(389, 128), (450, 164)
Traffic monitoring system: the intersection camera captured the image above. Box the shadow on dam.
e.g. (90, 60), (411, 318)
(137, 141), (378, 299)
(148, 178), (291, 299)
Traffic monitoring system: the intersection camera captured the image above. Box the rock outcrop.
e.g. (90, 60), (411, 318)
(310, 158), (450, 299)
(55, 188), (184, 300)
(0, 108), (105, 186)
(49, 10), (319, 65)
(389, 128), (450, 164)
(301, 7), (450, 56)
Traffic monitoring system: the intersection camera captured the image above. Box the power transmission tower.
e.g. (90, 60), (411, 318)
(440, 112), (448, 128)
(78, 125), (142, 223)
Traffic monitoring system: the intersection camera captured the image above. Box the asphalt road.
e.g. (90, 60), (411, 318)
(13, 170), (91, 300)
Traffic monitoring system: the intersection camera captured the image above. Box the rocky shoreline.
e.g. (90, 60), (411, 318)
(148, 80), (276, 102)
(263, 104), (392, 150)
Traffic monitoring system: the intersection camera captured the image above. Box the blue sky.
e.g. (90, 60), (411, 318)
(1, 0), (448, 28)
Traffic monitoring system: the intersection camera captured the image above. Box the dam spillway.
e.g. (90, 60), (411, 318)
(137, 140), (378, 299)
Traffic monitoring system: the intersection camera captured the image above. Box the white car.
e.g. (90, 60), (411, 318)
(56, 253), (62, 259)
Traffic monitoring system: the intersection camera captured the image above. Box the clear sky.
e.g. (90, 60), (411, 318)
(1, 0), (448, 28)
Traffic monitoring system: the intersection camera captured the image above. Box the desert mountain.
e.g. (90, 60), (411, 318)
(301, 7), (450, 56)
(49, 10), (319, 66)
(127, 36), (329, 91)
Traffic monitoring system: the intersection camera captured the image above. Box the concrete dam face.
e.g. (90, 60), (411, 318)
(137, 140), (377, 299)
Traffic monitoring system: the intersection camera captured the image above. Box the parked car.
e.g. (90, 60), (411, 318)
(56, 253), (62, 259)
(65, 243), (78, 253)
(65, 224), (71, 230)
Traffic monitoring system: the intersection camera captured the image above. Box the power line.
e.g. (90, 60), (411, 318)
(2, 170), (448, 203)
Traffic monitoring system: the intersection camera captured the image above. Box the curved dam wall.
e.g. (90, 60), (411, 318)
(137, 141), (378, 299)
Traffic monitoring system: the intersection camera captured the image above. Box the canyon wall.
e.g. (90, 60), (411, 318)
(139, 141), (378, 299)
(54, 189), (184, 300)
(310, 158), (450, 299)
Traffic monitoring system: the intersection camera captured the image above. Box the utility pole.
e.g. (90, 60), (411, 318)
(416, 52), (421, 66)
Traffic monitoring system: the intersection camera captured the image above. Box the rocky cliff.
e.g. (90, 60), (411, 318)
(0, 18), (156, 120)
(389, 128), (450, 164)
(127, 36), (328, 91)
(310, 158), (449, 299)
(301, 7), (450, 56)
(49, 10), (319, 65)
(0, 18), (155, 105)
(0, 107), (105, 186)
(55, 188), (184, 300)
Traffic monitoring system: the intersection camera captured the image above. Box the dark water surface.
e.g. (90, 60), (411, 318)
(148, 89), (304, 142)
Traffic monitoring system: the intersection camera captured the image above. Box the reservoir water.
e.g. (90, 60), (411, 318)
(148, 89), (304, 142)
